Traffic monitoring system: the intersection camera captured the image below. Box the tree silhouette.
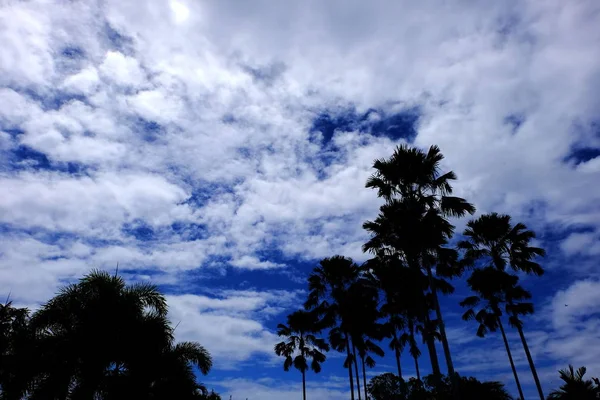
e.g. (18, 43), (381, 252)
(460, 267), (528, 400)
(368, 373), (514, 400)
(274, 310), (329, 400)
(547, 365), (600, 400)
(304, 256), (361, 400)
(366, 372), (403, 400)
(0, 301), (32, 399)
(459, 213), (545, 400)
(17, 270), (212, 399)
(368, 256), (425, 382)
(346, 274), (386, 400)
(364, 144), (475, 383)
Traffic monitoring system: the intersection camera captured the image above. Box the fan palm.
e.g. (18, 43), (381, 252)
(304, 256), (360, 400)
(369, 256), (426, 381)
(547, 365), (600, 400)
(459, 213), (545, 400)
(460, 267), (528, 400)
(275, 310), (329, 400)
(364, 144), (475, 380)
(345, 275), (386, 400)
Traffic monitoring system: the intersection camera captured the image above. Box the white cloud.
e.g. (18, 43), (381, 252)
(229, 255), (285, 270)
(0, 4), (54, 88)
(170, 1), (190, 24)
(167, 290), (301, 367)
(0, 171), (191, 235)
(61, 67), (101, 95)
(561, 231), (600, 256)
(550, 279), (600, 331)
(98, 51), (147, 88)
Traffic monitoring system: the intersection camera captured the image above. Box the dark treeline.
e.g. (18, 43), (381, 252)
(0, 271), (222, 400)
(274, 144), (600, 400)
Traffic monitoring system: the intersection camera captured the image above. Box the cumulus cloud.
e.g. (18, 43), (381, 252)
(561, 231), (600, 257)
(167, 289), (302, 367)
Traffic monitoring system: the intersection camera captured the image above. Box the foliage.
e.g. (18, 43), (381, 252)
(547, 365), (600, 400)
(275, 310), (329, 375)
(0, 270), (213, 400)
(367, 373), (513, 400)
(367, 372), (404, 400)
(0, 301), (32, 398)
(199, 390), (222, 400)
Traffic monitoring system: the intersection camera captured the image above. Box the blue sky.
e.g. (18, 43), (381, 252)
(1, 0), (600, 398)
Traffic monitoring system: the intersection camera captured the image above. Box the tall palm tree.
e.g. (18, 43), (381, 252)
(364, 144), (475, 381)
(24, 270), (212, 400)
(404, 318), (422, 380)
(274, 310), (329, 400)
(460, 267), (528, 400)
(547, 365), (600, 400)
(368, 256), (426, 381)
(304, 256), (361, 400)
(356, 337), (385, 400)
(459, 213), (546, 400)
(343, 274), (386, 400)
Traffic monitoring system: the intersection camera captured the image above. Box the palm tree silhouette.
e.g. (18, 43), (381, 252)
(275, 310), (329, 400)
(346, 274), (386, 400)
(547, 365), (600, 400)
(304, 256), (360, 400)
(368, 256), (426, 381)
(364, 144), (475, 383)
(24, 270), (212, 399)
(0, 301), (31, 399)
(459, 213), (545, 400)
(460, 267), (529, 400)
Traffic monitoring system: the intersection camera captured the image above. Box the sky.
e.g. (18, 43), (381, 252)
(0, 0), (599, 398)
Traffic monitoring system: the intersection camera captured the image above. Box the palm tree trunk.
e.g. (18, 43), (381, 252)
(516, 324), (544, 400)
(414, 354), (421, 381)
(361, 355), (368, 400)
(302, 370), (307, 400)
(409, 319), (420, 380)
(498, 318), (524, 400)
(424, 312), (441, 377)
(392, 331), (403, 380)
(427, 267), (459, 400)
(352, 342), (362, 400)
(427, 268), (455, 377)
(395, 348), (403, 381)
(346, 338), (355, 400)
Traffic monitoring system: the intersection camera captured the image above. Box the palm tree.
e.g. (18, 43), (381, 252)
(368, 256), (425, 381)
(0, 301), (32, 399)
(356, 337), (385, 400)
(364, 144), (475, 381)
(404, 319), (422, 381)
(547, 365), (600, 400)
(460, 267), (528, 400)
(343, 275), (386, 400)
(24, 270), (212, 399)
(459, 213), (546, 400)
(274, 310), (329, 400)
(304, 256), (360, 400)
